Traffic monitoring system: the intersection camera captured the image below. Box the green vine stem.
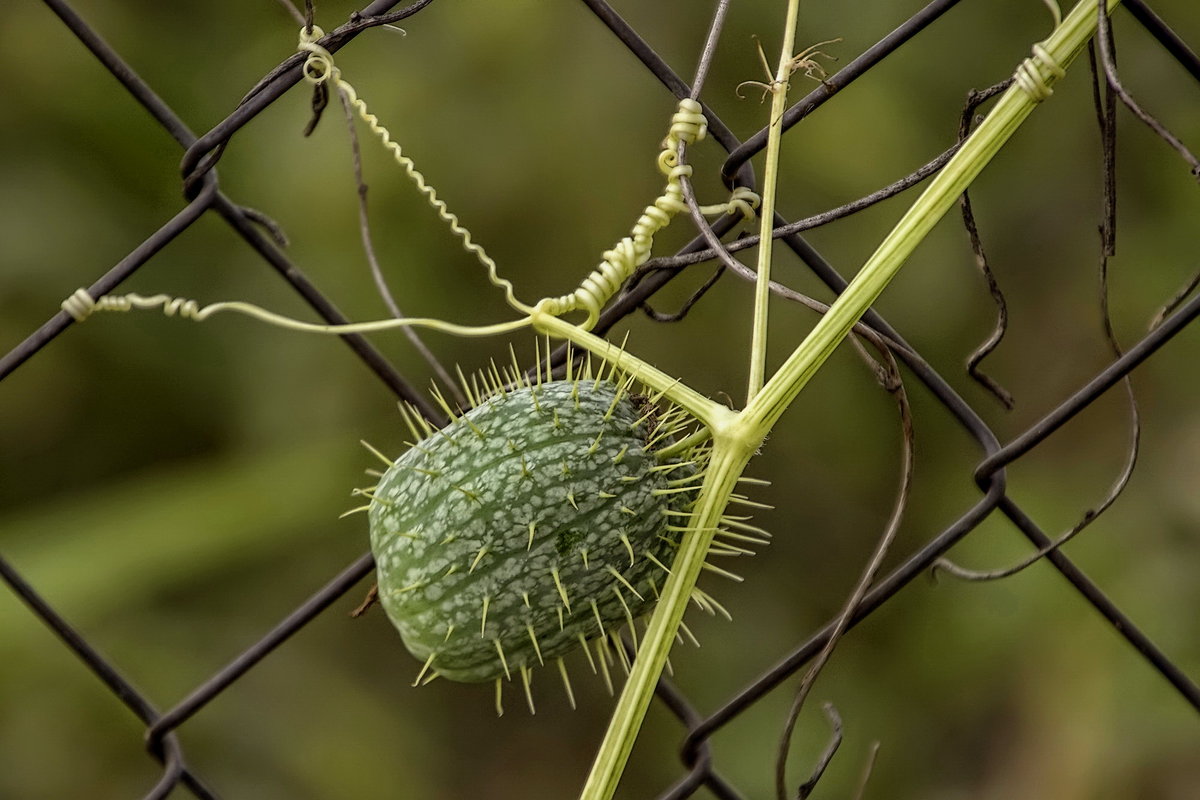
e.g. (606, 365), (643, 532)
(578, 2), (1119, 798)
(532, 311), (731, 430)
(746, 0), (804, 402)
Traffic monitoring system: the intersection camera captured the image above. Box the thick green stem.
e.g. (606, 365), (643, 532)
(580, 436), (756, 800)
(746, 0), (1119, 433)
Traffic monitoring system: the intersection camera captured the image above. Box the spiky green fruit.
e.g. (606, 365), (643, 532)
(368, 376), (700, 686)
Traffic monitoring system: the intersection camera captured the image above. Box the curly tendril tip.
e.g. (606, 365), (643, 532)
(541, 99), (758, 330)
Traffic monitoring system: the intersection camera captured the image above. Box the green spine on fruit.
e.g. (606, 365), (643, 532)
(367, 367), (704, 691)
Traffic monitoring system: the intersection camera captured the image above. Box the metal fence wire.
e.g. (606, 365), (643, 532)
(1, 0), (1198, 797)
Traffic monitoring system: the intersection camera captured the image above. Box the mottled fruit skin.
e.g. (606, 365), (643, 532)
(368, 380), (690, 682)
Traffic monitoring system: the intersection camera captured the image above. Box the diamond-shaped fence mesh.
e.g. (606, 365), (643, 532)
(1, 0), (1197, 797)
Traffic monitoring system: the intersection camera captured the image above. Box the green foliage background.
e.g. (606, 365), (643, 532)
(1, 1), (1197, 797)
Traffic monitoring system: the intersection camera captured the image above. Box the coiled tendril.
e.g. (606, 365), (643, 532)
(540, 100), (757, 330)
(62, 290), (206, 322)
(299, 26), (534, 315)
(1013, 43), (1066, 103)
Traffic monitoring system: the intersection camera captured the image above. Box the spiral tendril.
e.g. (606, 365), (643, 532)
(542, 100), (759, 329)
(61, 288), (96, 321)
(62, 291), (209, 322)
(298, 27), (533, 315)
(1013, 43), (1065, 103)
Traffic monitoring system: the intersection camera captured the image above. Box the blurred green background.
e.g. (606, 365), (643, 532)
(1, 0), (1198, 797)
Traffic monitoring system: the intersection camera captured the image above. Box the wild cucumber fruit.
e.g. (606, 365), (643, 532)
(367, 368), (710, 708)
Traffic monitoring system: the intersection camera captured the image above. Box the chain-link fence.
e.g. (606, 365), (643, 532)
(2, 0), (1198, 797)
